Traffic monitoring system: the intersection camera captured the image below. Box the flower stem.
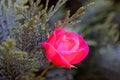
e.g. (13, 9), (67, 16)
(37, 63), (52, 80)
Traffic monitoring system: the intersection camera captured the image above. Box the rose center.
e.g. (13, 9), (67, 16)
(57, 36), (76, 51)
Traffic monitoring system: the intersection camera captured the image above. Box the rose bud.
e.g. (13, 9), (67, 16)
(41, 28), (89, 68)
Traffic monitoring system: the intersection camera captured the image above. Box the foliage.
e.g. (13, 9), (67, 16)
(0, 0), (94, 79)
(0, 38), (35, 80)
(54, 2), (94, 28)
(72, 0), (120, 80)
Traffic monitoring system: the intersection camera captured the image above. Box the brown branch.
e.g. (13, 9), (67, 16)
(37, 63), (53, 80)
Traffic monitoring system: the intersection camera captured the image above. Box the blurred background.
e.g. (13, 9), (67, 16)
(0, 0), (120, 80)
(45, 0), (120, 80)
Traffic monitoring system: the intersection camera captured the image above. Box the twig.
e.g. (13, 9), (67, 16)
(37, 63), (52, 80)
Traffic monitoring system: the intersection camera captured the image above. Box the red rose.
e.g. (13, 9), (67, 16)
(41, 28), (89, 68)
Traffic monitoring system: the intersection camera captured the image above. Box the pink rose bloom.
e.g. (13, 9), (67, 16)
(41, 28), (89, 68)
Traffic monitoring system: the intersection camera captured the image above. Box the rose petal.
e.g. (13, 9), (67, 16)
(71, 32), (88, 50)
(57, 37), (76, 51)
(41, 42), (72, 68)
(70, 49), (88, 64)
(47, 33), (56, 45)
(61, 48), (89, 64)
(55, 32), (79, 51)
(54, 28), (65, 35)
(47, 28), (64, 45)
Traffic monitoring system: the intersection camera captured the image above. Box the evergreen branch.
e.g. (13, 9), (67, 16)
(46, 0), (68, 22)
(54, 2), (95, 28)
